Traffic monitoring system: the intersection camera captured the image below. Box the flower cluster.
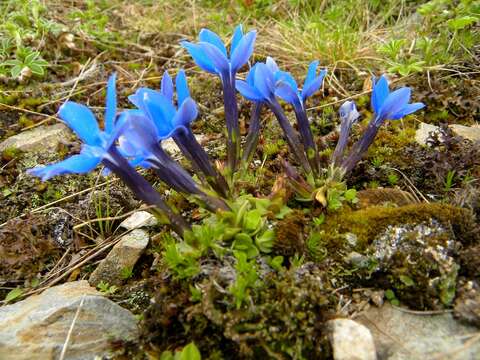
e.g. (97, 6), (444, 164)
(28, 25), (425, 236)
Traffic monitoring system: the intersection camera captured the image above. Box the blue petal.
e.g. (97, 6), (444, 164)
(236, 80), (264, 102)
(246, 63), (258, 86)
(120, 112), (160, 154)
(199, 28), (228, 57)
(275, 71), (298, 93)
(301, 69), (326, 101)
(230, 30), (256, 73)
(254, 63), (275, 101)
(181, 41), (217, 73)
(371, 75), (389, 114)
(275, 81), (300, 105)
(27, 148), (101, 181)
(265, 57), (279, 74)
(339, 100), (360, 124)
(173, 97), (198, 128)
(175, 70), (190, 105)
(377, 87), (411, 121)
(128, 88), (160, 111)
(390, 102), (425, 120)
(142, 92), (177, 138)
(58, 101), (103, 147)
(199, 42), (230, 75)
(161, 71), (174, 101)
(230, 25), (244, 55)
(303, 61), (319, 89)
(104, 73), (117, 134)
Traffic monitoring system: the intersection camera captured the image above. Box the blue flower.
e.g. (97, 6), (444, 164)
(236, 57), (326, 106)
(235, 57), (325, 104)
(128, 70), (198, 139)
(371, 75), (425, 125)
(271, 58), (327, 107)
(181, 25), (256, 79)
(28, 74), (121, 180)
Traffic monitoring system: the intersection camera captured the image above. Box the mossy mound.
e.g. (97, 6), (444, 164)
(318, 203), (479, 309)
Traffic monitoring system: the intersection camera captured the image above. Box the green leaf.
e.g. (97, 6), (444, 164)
(268, 255), (284, 271)
(160, 351), (174, 360)
(24, 51), (39, 64)
(10, 64), (22, 78)
(344, 188), (358, 204)
(233, 233), (253, 250)
(243, 209), (262, 232)
(399, 275), (414, 287)
(29, 63), (45, 75)
(447, 16), (478, 30)
(255, 229), (275, 253)
(5, 288), (23, 302)
(2, 59), (21, 66)
(385, 289), (396, 300)
(177, 342), (201, 360)
(275, 205), (292, 219)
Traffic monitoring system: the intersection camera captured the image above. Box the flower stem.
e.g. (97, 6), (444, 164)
(293, 104), (319, 175)
(241, 102), (263, 166)
(103, 147), (190, 236)
(222, 74), (240, 174)
(268, 99), (312, 175)
(341, 117), (380, 174)
(174, 128), (230, 198)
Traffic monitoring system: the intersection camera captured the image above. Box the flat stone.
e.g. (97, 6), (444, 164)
(162, 134), (206, 156)
(0, 281), (138, 360)
(415, 122), (440, 146)
(449, 124), (480, 142)
(119, 210), (157, 230)
(357, 303), (480, 360)
(327, 318), (377, 360)
(0, 123), (72, 153)
(89, 229), (149, 286)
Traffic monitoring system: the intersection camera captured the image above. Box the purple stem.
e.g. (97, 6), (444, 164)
(293, 103), (319, 174)
(241, 102), (263, 165)
(332, 117), (355, 167)
(268, 99), (312, 175)
(174, 128), (230, 198)
(341, 117), (381, 174)
(103, 146), (190, 236)
(222, 73), (240, 173)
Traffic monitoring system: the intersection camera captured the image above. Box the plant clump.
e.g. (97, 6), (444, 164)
(142, 264), (336, 359)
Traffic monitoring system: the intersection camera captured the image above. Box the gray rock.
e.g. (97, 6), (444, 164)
(449, 124), (480, 142)
(119, 210), (158, 230)
(162, 134), (206, 157)
(415, 122), (480, 146)
(357, 303), (480, 360)
(370, 219), (459, 308)
(415, 122), (440, 146)
(0, 123), (72, 153)
(89, 229), (149, 286)
(0, 281), (138, 360)
(327, 318), (377, 360)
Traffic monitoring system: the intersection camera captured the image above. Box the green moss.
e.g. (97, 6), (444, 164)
(320, 203), (475, 252)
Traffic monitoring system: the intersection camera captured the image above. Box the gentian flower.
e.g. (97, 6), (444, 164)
(371, 75), (425, 125)
(236, 59), (313, 174)
(332, 101), (360, 166)
(116, 110), (229, 212)
(28, 74), (190, 236)
(269, 57), (326, 173)
(129, 70), (229, 198)
(341, 75), (425, 173)
(28, 74), (120, 180)
(181, 25), (257, 172)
